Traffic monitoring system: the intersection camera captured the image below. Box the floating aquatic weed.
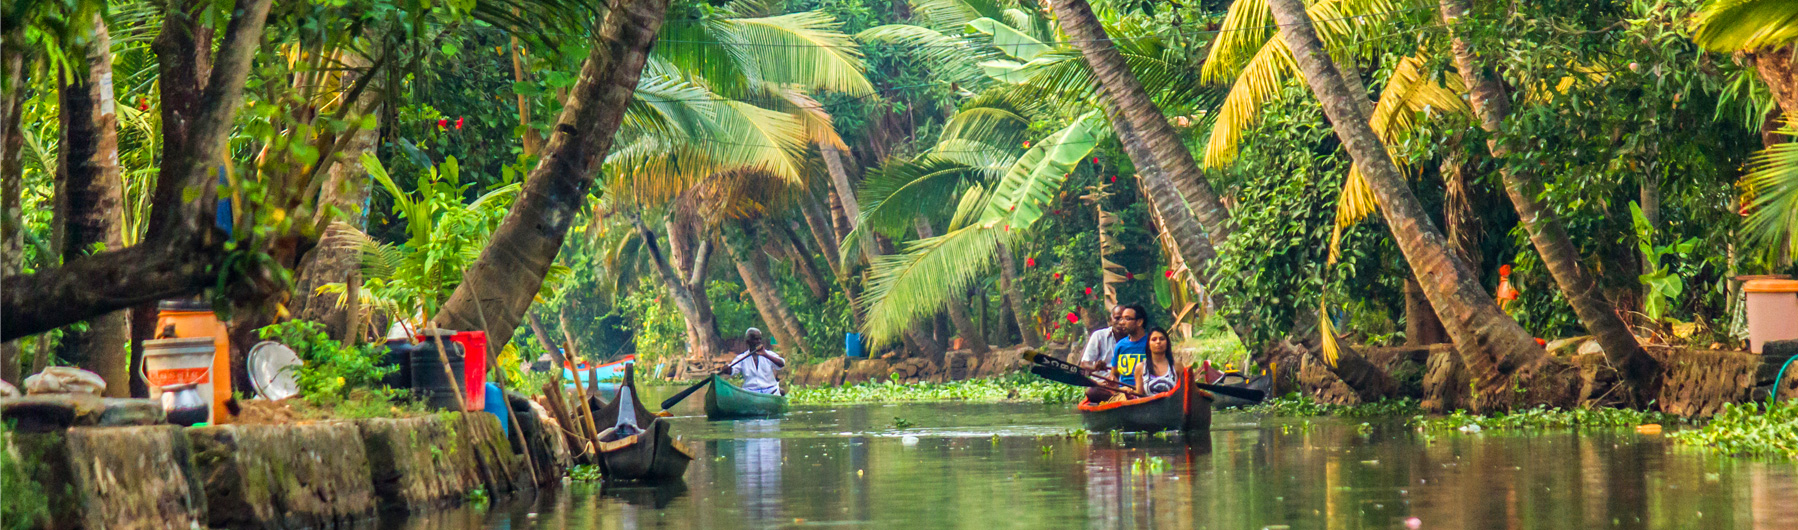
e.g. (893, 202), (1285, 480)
(1412, 406), (1682, 433)
(789, 374), (1083, 405)
(570, 465), (604, 482)
(1132, 456), (1169, 474)
(1669, 399), (1798, 460)
(892, 417), (915, 429)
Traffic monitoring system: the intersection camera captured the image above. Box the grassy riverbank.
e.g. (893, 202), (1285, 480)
(789, 374), (1084, 405)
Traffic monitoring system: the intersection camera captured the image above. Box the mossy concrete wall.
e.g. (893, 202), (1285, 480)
(354, 413), (524, 511)
(12, 425), (207, 530)
(188, 421), (377, 528)
(8, 411), (556, 528)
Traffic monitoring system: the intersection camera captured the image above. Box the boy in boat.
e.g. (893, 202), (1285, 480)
(725, 328), (786, 395)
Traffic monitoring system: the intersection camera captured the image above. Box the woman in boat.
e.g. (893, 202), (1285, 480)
(1134, 327), (1178, 395)
(725, 328), (786, 395)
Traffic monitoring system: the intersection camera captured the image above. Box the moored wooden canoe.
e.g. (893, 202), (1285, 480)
(704, 375), (789, 420)
(595, 365), (693, 482)
(1208, 373), (1272, 409)
(1077, 368), (1212, 433)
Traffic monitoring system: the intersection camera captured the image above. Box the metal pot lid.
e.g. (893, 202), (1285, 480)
(247, 341), (304, 401)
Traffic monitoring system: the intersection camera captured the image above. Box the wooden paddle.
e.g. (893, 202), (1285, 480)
(657, 351), (759, 412)
(1020, 350), (1268, 403)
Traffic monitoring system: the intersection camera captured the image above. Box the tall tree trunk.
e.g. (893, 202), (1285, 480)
(431, 0), (671, 348)
(1, 0), (271, 341)
(778, 219), (830, 302)
(629, 212), (723, 360)
(995, 240), (1039, 347)
(1049, 0), (1256, 344)
(1404, 277), (1448, 345)
(665, 214), (721, 365)
(823, 144), (876, 264)
(1750, 45), (1798, 119)
(1271, 0), (1558, 410)
(291, 50), (381, 339)
(798, 199), (842, 279)
(915, 217), (989, 354)
(1437, 0), (1660, 406)
(55, 16), (131, 397)
(2, 37), (26, 384)
(725, 220), (813, 359)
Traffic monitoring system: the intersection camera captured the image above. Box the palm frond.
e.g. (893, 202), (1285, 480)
(1202, 0), (1274, 85)
(857, 24), (992, 86)
(855, 112), (1107, 345)
(625, 75), (718, 142)
(906, 0), (1005, 31)
(1694, 0), (1798, 51)
(861, 226), (1007, 345)
(719, 12), (873, 95)
(1328, 55), (1469, 260)
(361, 153), (430, 245)
(1202, 40), (1301, 169)
(1744, 135), (1798, 255)
(701, 100), (810, 182)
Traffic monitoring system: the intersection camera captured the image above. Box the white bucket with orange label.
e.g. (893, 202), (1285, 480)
(143, 337), (217, 423)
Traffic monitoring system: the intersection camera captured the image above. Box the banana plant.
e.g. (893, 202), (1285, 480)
(1631, 202), (1698, 323)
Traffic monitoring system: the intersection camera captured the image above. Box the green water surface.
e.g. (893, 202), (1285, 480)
(388, 398), (1798, 529)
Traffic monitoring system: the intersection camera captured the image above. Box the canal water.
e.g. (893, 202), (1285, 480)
(389, 399), (1798, 529)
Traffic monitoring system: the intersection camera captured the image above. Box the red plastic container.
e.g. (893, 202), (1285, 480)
(418, 330), (488, 410)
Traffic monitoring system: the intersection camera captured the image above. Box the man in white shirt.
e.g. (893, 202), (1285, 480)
(1079, 305), (1126, 371)
(726, 328), (786, 394)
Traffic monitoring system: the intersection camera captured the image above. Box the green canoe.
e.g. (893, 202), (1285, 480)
(703, 375), (788, 420)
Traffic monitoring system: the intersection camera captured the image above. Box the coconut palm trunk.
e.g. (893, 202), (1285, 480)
(630, 211), (725, 360)
(1268, 0), (1557, 409)
(55, 16), (131, 397)
(431, 0), (670, 347)
(1437, 0), (1660, 406)
(291, 51), (382, 340)
(666, 214), (723, 364)
(779, 219), (831, 302)
(725, 219), (813, 359)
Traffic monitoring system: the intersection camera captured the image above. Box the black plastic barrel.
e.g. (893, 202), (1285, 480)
(410, 340), (466, 410)
(381, 341), (415, 390)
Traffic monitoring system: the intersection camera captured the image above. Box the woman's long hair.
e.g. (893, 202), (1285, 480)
(1146, 327), (1175, 372)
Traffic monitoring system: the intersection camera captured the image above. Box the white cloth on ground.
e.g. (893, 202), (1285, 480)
(728, 349), (785, 394)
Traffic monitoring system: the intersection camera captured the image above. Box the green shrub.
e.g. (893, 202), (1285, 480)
(258, 320), (396, 401)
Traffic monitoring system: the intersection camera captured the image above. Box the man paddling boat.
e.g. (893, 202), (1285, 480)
(724, 328), (785, 395)
(1080, 305), (1150, 403)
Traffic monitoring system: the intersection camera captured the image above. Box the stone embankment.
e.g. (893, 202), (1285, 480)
(1296, 341), (1798, 416)
(2, 392), (570, 529)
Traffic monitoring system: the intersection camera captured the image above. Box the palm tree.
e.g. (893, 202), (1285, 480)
(1267, 0), (1565, 410)
(1435, 0), (1660, 406)
(429, 0), (673, 347)
(1696, 0), (1798, 255)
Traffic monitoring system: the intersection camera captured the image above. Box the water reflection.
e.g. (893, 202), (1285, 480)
(379, 403), (1798, 530)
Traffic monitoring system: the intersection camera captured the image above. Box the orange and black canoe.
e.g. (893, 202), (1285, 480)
(1076, 368), (1212, 433)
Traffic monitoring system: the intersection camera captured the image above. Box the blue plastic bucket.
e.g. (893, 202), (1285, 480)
(845, 333), (867, 358)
